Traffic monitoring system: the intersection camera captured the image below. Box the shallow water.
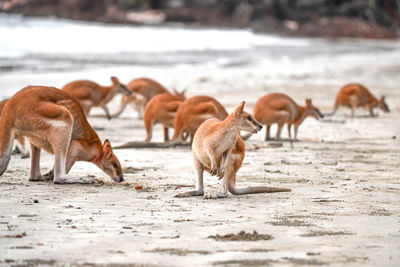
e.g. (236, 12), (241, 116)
(1, 14), (400, 74)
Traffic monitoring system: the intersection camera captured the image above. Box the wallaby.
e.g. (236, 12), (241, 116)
(254, 93), (323, 141)
(329, 83), (389, 117)
(0, 99), (29, 158)
(176, 101), (291, 198)
(169, 95), (228, 144)
(112, 77), (168, 119)
(0, 86), (123, 184)
(62, 76), (132, 120)
(143, 90), (186, 142)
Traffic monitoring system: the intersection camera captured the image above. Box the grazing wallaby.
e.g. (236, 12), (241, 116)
(0, 99), (29, 158)
(254, 93), (323, 141)
(176, 101), (291, 198)
(0, 86), (123, 184)
(62, 76), (132, 120)
(169, 95), (228, 144)
(112, 78), (168, 119)
(143, 91), (186, 142)
(330, 83), (389, 117)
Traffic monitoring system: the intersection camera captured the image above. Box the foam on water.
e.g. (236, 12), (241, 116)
(0, 14), (399, 74)
(0, 14), (310, 57)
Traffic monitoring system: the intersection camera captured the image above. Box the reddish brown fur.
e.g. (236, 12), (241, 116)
(0, 99), (29, 158)
(62, 76), (131, 120)
(0, 86), (123, 183)
(254, 93), (322, 140)
(113, 78), (169, 118)
(143, 91), (186, 142)
(332, 83), (389, 117)
(176, 102), (290, 198)
(170, 95), (229, 143)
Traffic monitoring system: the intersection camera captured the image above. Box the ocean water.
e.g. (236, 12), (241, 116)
(1, 14), (400, 74)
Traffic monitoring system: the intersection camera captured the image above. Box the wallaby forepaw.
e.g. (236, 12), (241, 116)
(217, 168), (225, 178)
(210, 167), (217, 176)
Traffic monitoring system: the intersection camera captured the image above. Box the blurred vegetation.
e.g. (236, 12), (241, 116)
(0, 0), (399, 38)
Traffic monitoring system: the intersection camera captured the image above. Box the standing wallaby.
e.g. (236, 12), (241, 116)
(330, 83), (389, 117)
(169, 95), (228, 144)
(62, 76), (132, 120)
(176, 101), (291, 198)
(0, 86), (123, 184)
(143, 91), (186, 142)
(112, 78), (168, 119)
(0, 99), (29, 158)
(254, 93), (323, 141)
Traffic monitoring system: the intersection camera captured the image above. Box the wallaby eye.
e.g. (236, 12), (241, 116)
(113, 163), (118, 168)
(247, 116), (251, 121)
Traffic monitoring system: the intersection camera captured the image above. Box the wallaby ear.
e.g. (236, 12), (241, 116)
(102, 139), (113, 157)
(380, 95), (385, 101)
(305, 98), (312, 107)
(234, 101), (246, 116)
(110, 76), (119, 85)
(181, 88), (188, 96)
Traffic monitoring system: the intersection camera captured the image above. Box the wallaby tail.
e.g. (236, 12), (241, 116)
(324, 99), (340, 117)
(0, 115), (15, 176)
(227, 173), (290, 195)
(168, 115), (185, 144)
(228, 184), (291, 195)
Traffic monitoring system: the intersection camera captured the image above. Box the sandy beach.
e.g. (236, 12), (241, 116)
(0, 15), (400, 266)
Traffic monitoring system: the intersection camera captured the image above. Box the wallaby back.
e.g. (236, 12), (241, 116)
(143, 91), (186, 142)
(170, 95), (228, 142)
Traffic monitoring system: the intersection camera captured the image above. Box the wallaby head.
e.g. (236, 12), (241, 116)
(97, 139), (123, 182)
(234, 101), (262, 134)
(305, 99), (324, 119)
(378, 96), (390, 113)
(110, 76), (132, 96)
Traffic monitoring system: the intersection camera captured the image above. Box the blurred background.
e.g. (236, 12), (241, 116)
(1, 0), (399, 39)
(0, 0), (399, 96)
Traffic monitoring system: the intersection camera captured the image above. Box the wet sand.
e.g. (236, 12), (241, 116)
(0, 59), (399, 266)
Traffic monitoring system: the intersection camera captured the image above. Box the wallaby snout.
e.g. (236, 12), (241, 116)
(114, 175), (124, 183)
(315, 108), (324, 119)
(119, 84), (132, 96)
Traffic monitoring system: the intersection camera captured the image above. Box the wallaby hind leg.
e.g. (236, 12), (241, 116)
(287, 124), (292, 139)
(163, 126), (169, 142)
(349, 96), (357, 118)
(28, 144), (44, 181)
(275, 112), (289, 139)
(276, 122), (285, 139)
(44, 108), (96, 184)
(265, 125), (271, 141)
(175, 158), (204, 197)
(143, 113), (153, 142)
